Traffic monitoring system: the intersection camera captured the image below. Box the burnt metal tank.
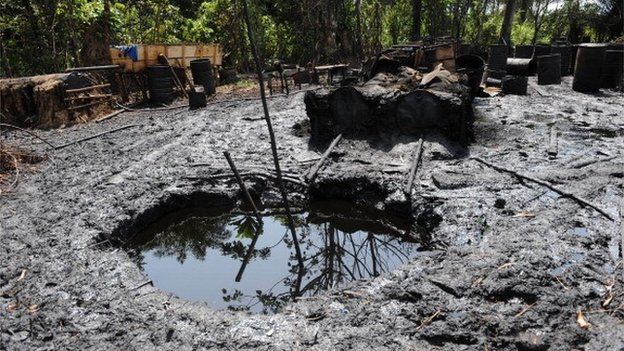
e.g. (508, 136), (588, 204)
(573, 43), (607, 93)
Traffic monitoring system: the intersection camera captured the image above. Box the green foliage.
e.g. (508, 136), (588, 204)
(511, 20), (535, 45)
(1, 0), (622, 77)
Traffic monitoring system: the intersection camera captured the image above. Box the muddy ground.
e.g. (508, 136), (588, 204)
(1, 77), (623, 350)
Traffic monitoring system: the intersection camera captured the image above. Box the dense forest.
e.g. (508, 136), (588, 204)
(0, 0), (622, 77)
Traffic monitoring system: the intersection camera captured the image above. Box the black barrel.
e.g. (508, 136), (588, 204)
(551, 45), (571, 76)
(488, 44), (508, 72)
(456, 54), (485, 98)
(515, 45), (534, 59)
(502, 75), (528, 95)
(534, 45), (551, 57)
(460, 43), (473, 55)
(537, 54), (561, 85)
(506, 58), (536, 76)
(601, 50), (624, 90)
(189, 86), (207, 110)
(573, 43), (607, 92)
(190, 59), (216, 95)
(147, 65), (174, 104)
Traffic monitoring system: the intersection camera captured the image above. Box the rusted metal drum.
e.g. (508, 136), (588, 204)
(514, 45), (534, 59)
(506, 58), (536, 76)
(456, 54), (485, 98)
(573, 43), (607, 92)
(502, 75), (528, 95)
(190, 59), (216, 95)
(601, 50), (624, 90)
(551, 45), (571, 75)
(537, 54), (561, 85)
(147, 65), (174, 104)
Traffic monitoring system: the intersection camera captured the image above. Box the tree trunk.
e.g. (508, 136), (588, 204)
(518, 0), (529, 22)
(355, 0), (363, 59)
(500, 0), (516, 45)
(412, 0), (422, 41)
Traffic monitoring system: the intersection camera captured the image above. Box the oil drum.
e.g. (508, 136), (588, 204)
(502, 75), (528, 95)
(551, 45), (571, 76)
(514, 45), (534, 59)
(601, 50), (624, 90)
(573, 43), (607, 92)
(147, 65), (174, 104)
(190, 59), (216, 95)
(534, 45), (551, 58)
(456, 54), (485, 98)
(537, 54), (561, 85)
(506, 58), (536, 76)
(488, 45), (508, 73)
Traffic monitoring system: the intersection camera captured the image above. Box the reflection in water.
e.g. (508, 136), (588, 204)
(130, 201), (420, 314)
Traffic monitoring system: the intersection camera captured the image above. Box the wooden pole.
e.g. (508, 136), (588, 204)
(158, 54), (189, 99)
(241, 0), (305, 277)
(305, 133), (343, 183)
(405, 138), (424, 194)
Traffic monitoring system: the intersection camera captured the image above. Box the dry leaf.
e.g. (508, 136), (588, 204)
(577, 311), (591, 329)
(7, 302), (18, 313)
(27, 304), (39, 313)
(17, 269), (27, 281)
(602, 293), (613, 307)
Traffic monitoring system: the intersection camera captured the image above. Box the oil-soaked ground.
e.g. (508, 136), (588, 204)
(130, 201), (418, 314)
(1, 77), (623, 350)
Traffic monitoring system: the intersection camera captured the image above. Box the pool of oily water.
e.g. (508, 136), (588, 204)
(129, 200), (422, 314)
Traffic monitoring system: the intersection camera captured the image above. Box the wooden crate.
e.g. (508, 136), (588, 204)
(111, 44), (223, 73)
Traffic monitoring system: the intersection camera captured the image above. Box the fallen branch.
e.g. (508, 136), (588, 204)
(54, 124), (139, 150)
(0, 123), (56, 149)
(472, 157), (614, 221)
(95, 109), (126, 123)
(547, 125), (558, 157)
(405, 138), (424, 194)
(305, 133), (343, 183)
(186, 170), (307, 187)
(115, 102), (187, 112)
(570, 156), (618, 169)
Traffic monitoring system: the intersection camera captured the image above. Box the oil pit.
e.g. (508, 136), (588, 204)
(129, 200), (422, 314)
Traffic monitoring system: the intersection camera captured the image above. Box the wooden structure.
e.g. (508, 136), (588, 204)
(110, 44), (223, 73)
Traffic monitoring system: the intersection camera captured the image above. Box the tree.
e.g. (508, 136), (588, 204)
(412, 0), (422, 41)
(500, 0), (517, 45)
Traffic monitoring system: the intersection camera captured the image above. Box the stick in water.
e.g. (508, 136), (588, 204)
(241, 0), (305, 292)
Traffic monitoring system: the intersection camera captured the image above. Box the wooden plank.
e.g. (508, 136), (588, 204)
(405, 138), (424, 194)
(64, 94), (112, 101)
(65, 84), (111, 94)
(67, 100), (108, 111)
